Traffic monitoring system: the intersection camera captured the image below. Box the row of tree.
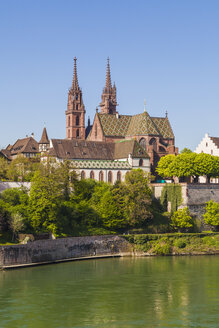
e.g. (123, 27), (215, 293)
(0, 156), (40, 181)
(156, 152), (219, 182)
(0, 164), (153, 238)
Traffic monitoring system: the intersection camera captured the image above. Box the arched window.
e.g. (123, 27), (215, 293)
(139, 138), (146, 150)
(68, 129), (70, 138)
(99, 171), (104, 182)
(76, 129), (80, 138)
(117, 171), (121, 182)
(90, 171), (95, 179)
(76, 116), (79, 126)
(76, 104), (78, 110)
(149, 138), (157, 151)
(139, 158), (143, 166)
(95, 124), (97, 138)
(108, 171), (112, 183)
(81, 171), (85, 179)
(68, 116), (70, 127)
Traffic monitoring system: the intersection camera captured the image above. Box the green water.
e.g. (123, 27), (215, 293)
(0, 256), (219, 328)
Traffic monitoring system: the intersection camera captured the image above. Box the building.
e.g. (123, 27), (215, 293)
(1, 58), (178, 182)
(0, 135), (39, 161)
(195, 133), (219, 156)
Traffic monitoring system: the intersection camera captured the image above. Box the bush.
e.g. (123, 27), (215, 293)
(174, 238), (187, 249)
(204, 200), (219, 228)
(171, 207), (193, 232)
(153, 242), (171, 255)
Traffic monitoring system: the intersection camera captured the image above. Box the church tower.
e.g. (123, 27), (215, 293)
(65, 57), (86, 140)
(99, 58), (117, 114)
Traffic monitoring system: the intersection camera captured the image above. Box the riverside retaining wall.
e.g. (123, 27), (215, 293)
(153, 183), (219, 215)
(0, 235), (132, 268)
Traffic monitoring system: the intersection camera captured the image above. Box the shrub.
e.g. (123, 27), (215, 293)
(203, 200), (219, 228)
(174, 238), (187, 249)
(153, 242), (171, 255)
(171, 207), (193, 232)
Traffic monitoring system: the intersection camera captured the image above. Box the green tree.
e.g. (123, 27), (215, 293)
(93, 182), (128, 230)
(0, 157), (9, 180)
(171, 207), (193, 232)
(203, 200), (219, 228)
(125, 169), (152, 227)
(6, 155), (40, 181)
(156, 154), (176, 178)
(9, 213), (24, 240)
(180, 148), (193, 154)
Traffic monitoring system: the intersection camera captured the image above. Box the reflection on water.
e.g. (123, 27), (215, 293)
(0, 256), (219, 328)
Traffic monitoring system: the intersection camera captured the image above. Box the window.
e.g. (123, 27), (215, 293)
(68, 116), (70, 127)
(76, 129), (80, 138)
(206, 142), (208, 147)
(76, 104), (78, 110)
(139, 138), (146, 150)
(99, 171), (104, 182)
(149, 138), (157, 151)
(76, 116), (79, 126)
(108, 171), (112, 183)
(81, 171), (85, 179)
(117, 171), (121, 182)
(139, 159), (143, 166)
(211, 150), (213, 155)
(90, 171), (95, 179)
(68, 129), (70, 138)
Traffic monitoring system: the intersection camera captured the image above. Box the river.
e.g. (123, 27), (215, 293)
(0, 256), (219, 328)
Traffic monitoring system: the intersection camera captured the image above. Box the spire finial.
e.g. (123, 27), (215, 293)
(165, 110), (168, 118)
(72, 57), (79, 90)
(105, 57), (112, 92)
(144, 99), (146, 112)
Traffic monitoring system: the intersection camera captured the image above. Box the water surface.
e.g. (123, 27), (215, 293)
(0, 256), (219, 328)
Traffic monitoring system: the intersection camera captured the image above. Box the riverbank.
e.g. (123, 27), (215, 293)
(1, 233), (219, 269)
(125, 232), (219, 256)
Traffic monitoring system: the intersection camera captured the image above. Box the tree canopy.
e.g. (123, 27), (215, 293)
(156, 152), (219, 181)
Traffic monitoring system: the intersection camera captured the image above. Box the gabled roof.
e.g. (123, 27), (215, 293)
(151, 117), (174, 139)
(210, 137), (219, 149)
(126, 112), (160, 136)
(50, 139), (115, 160)
(0, 149), (11, 160)
(98, 114), (132, 136)
(114, 139), (149, 159)
(96, 112), (175, 139)
(49, 138), (149, 161)
(10, 137), (39, 155)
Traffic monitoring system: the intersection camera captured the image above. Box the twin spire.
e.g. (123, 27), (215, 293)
(71, 57), (117, 114)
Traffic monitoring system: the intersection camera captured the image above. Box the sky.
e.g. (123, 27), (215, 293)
(0, 0), (219, 151)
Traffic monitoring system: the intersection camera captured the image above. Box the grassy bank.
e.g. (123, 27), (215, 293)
(123, 233), (219, 255)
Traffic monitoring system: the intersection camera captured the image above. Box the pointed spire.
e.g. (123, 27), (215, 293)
(72, 57), (79, 90)
(39, 127), (49, 144)
(105, 57), (112, 92)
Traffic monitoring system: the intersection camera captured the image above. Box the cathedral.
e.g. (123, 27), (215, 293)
(1, 58), (178, 183)
(63, 57), (178, 176)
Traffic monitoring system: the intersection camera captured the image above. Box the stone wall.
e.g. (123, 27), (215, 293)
(0, 182), (31, 193)
(0, 235), (132, 268)
(153, 183), (219, 216)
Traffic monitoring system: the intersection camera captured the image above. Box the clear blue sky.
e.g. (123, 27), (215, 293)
(0, 0), (219, 151)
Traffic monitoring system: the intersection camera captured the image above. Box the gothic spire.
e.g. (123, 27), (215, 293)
(72, 57), (79, 90)
(105, 57), (112, 92)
